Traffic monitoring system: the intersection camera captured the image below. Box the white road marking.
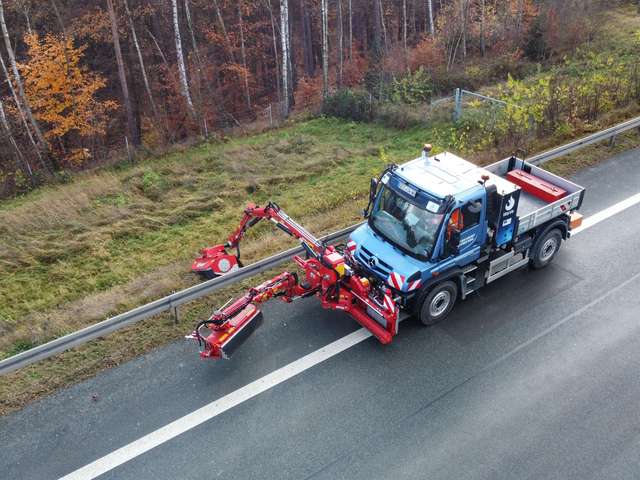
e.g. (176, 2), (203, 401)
(571, 192), (640, 235)
(59, 329), (372, 480)
(59, 192), (640, 480)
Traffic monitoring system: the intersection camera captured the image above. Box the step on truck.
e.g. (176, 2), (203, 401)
(188, 146), (585, 360)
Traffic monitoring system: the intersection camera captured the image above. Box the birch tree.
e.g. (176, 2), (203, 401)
(426, 0), (434, 36)
(402, 0), (408, 70)
(480, 0), (486, 57)
(348, 0), (353, 59)
(0, 0), (51, 171)
(280, 0), (291, 115)
(0, 98), (32, 178)
(338, 0), (344, 86)
(170, 0), (197, 121)
(106, 0), (139, 146)
(123, 0), (162, 131)
(237, 0), (252, 110)
(212, 0), (234, 61)
(321, 0), (329, 98)
(265, 0), (281, 102)
(0, 50), (43, 170)
(184, 0), (208, 134)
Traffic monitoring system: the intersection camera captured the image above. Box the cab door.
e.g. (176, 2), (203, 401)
(446, 198), (485, 265)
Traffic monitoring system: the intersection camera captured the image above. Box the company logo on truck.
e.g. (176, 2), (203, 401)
(495, 190), (521, 246)
(505, 197), (516, 212)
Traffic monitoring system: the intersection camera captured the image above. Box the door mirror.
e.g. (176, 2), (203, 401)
(369, 177), (378, 203)
(363, 177), (379, 218)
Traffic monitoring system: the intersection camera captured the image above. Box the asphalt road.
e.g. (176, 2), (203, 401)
(2, 147), (640, 480)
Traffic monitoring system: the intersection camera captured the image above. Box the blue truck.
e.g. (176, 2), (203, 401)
(191, 147), (585, 359)
(350, 148), (585, 326)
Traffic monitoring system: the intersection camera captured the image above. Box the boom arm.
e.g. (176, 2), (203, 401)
(225, 202), (324, 261)
(192, 202), (327, 277)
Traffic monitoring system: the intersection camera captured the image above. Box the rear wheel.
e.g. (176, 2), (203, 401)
(530, 228), (562, 269)
(417, 281), (458, 326)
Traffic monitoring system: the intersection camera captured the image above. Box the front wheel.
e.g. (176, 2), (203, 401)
(417, 280), (458, 326)
(530, 228), (562, 269)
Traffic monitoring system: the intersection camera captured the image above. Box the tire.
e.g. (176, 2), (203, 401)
(530, 228), (562, 269)
(417, 280), (458, 326)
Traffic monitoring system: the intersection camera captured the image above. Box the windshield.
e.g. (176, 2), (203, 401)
(370, 186), (443, 259)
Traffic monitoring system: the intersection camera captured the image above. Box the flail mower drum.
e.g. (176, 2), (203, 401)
(191, 244), (240, 279)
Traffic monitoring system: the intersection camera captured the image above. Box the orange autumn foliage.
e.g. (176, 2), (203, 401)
(19, 33), (118, 164)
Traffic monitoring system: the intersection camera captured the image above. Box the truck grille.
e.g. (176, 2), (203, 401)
(357, 246), (393, 278)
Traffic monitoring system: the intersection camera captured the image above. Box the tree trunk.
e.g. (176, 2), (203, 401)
(300, 0), (315, 77)
(402, 0), (408, 70)
(212, 0), (235, 61)
(0, 0), (52, 172)
(106, 0), (140, 147)
(372, 0), (382, 58)
(480, 0), (486, 57)
(338, 0), (343, 87)
(321, 0), (329, 98)
(348, 0), (353, 59)
(426, 0), (434, 36)
(184, 0), (209, 135)
(0, 98), (32, 179)
(460, 0), (467, 59)
(124, 0), (163, 133)
(0, 50), (43, 171)
(280, 0), (291, 116)
(379, 0), (388, 53)
(170, 0), (197, 121)
(237, 1), (252, 110)
(21, 1), (32, 34)
(265, 0), (282, 102)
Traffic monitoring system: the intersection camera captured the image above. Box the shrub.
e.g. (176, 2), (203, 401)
(375, 104), (425, 130)
(321, 89), (374, 122)
(388, 67), (434, 105)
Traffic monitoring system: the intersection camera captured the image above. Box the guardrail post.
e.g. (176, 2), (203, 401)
(170, 299), (180, 324)
(609, 134), (617, 147)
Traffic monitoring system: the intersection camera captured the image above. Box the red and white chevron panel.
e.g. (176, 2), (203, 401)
(383, 291), (396, 314)
(407, 279), (422, 291)
(346, 241), (357, 254)
(387, 272), (405, 290)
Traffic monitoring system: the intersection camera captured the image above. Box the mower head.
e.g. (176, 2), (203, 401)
(187, 303), (264, 359)
(191, 244), (240, 279)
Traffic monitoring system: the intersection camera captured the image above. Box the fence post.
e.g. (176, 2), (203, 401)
(268, 104), (273, 127)
(453, 88), (462, 123)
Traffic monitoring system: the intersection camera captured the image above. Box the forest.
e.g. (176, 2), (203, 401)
(0, 0), (639, 195)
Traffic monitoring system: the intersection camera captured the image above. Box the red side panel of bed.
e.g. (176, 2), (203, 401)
(506, 169), (567, 203)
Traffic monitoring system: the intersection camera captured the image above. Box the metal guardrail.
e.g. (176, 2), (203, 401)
(527, 116), (640, 165)
(1, 116), (639, 375)
(0, 224), (362, 375)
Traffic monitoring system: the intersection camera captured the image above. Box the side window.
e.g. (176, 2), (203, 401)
(462, 201), (482, 229)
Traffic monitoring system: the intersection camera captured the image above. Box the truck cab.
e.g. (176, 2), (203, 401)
(349, 150), (584, 326)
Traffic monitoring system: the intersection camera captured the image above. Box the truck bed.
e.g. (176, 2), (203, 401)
(484, 157), (585, 235)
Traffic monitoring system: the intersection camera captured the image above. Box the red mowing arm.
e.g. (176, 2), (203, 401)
(188, 202), (401, 360)
(192, 202), (325, 277)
